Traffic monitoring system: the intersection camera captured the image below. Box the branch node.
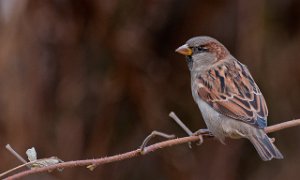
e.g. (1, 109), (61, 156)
(140, 130), (175, 154)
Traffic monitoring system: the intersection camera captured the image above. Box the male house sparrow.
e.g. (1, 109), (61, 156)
(175, 36), (283, 161)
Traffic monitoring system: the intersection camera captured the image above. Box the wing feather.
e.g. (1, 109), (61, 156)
(196, 60), (268, 128)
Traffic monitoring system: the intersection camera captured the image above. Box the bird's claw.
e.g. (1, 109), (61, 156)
(193, 128), (213, 136)
(195, 135), (203, 145)
(188, 135), (203, 148)
(188, 128), (213, 148)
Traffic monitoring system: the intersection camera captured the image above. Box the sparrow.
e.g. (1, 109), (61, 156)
(175, 36), (283, 161)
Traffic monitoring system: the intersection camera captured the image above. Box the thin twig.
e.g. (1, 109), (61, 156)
(169, 112), (193, 136)
(4, 118), (300, 180)
(169, 111), (206, 148)
(5, 144), (28, 165)
(0, 161), (33, 178)
(139, 131), (175, 153)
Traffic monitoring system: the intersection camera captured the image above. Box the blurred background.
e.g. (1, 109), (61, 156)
(0, 0), (300, 179)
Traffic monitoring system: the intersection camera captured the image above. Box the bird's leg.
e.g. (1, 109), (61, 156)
(140, 131), (175, 154)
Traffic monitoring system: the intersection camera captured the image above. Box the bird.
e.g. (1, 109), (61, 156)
(175, 36), (283, 161)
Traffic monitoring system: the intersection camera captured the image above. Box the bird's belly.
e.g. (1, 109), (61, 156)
(196, 99), (247, 143)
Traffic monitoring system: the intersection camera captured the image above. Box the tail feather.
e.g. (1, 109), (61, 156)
(249, 133), (283, 161)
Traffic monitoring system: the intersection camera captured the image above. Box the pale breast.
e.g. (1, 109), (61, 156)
(196, 98), (251, 143)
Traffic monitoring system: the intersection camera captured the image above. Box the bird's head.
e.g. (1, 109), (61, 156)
(175, 36), (229, 71)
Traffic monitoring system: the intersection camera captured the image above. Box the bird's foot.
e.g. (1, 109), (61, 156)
(188, 128), (214, 148)
(193, 128), (214, 137)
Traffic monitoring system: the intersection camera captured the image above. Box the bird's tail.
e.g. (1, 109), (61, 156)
(248, 131), (283, 161)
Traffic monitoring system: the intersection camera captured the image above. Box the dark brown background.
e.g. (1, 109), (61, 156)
(0, 0), (300, 179)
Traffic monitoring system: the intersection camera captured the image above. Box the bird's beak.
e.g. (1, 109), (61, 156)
(175, 44), (192, 56)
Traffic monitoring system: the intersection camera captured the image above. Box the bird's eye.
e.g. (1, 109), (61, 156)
(193, 46), (208, 54)
(197, 47), (203, 51)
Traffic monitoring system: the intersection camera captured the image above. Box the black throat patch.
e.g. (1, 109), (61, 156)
(186, 56), (193, 70)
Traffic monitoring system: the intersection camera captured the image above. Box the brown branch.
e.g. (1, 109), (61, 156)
(264, 119), (300, 133)
(4, 118), (300, 180)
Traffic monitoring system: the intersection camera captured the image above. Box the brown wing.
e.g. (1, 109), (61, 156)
(196, 60), (268, 128)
